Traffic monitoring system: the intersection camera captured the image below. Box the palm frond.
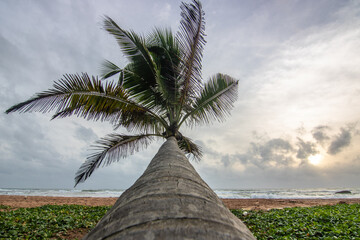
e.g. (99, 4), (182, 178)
(148, 28), (182, 103)
(116, 108), (165, 135)
(6, 73), (114, 114)
(177, 135), (203, 161)
(75, 134), (157, 186)
(116, 64), (168, 122)
(103, 19), (171, 114)
(50, 103), (87, 120)
(100, 60), (123, 84)
(177, 0), (206, 102)
(103, 16), (156, 80)
(179, 73), (239, 127)
(5, 73), (168, 129)
(147, 49), (176, 104)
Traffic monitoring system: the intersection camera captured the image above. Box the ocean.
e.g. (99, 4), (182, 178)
(1, 187), (359, 199)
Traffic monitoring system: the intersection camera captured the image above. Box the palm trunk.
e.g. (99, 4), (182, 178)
(83, 137), (255, 239)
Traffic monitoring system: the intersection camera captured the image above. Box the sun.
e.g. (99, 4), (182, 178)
(308, 154), (323, 165)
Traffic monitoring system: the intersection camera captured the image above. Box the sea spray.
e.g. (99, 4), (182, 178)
(1, 187), (359, 198)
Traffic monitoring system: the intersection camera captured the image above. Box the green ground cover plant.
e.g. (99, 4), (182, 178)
(0, 204), (110, 239)
(1, 203), (359, 239)
(232, 203), (360, 239)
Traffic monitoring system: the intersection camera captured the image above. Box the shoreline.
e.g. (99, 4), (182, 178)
(1, 195), (360, 210)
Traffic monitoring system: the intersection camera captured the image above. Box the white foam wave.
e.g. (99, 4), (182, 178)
(1, 188), (359, 199)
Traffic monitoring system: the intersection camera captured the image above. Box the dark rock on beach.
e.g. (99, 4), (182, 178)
(335, 190), (351, 194)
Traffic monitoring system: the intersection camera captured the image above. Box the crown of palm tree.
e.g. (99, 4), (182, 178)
(5, 0), (239, 187)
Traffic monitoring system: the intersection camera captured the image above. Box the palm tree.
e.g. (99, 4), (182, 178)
(6, 0), (255, 238)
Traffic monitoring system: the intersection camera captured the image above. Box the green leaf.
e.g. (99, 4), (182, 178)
(180, 73), (238, 127)
(74, 134), (157, 186)
(177, 135), (202, 161)
(178, 0), (206, 103)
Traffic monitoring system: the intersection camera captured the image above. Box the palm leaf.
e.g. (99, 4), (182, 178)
(179, 73), (239, 127)
(177, 135), (203, 161)
(103, 16), (156, 85)
(104, 18), (171, 115)
(147, 44), (178, 103)
(5, 73), (168, 129)
(116, 108), (165, 135)
(100, 60), (123, 84)
(74, 134), (157, 186)
(147, 28), (184, 123)
(177, 0), (206, 102)
(103, 16), (154, 68)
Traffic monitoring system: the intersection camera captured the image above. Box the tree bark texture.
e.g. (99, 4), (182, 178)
(83, 137), (255, 239)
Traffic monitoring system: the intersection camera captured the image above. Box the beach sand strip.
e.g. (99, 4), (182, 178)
(1, 195), (360, 210)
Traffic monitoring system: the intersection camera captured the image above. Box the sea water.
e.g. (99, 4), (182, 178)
(1, 188), (359, 199)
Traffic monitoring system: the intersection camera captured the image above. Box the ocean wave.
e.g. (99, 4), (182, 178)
(1, 188), (359, 199)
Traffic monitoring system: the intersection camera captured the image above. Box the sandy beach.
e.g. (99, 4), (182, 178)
(1, 195), (360, 210)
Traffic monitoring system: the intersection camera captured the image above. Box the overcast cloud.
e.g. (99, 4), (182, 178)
(1, 0), (359, 190)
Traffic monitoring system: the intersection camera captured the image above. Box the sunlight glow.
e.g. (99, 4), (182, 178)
(308, 154), (323, 165)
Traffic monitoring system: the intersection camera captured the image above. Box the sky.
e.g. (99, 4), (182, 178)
(1, 0), (360, 190)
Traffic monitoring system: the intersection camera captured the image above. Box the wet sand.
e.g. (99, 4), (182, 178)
(1, 195), (360, 210)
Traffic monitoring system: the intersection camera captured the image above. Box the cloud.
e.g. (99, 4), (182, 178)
(233, 0), (360, 139)
(217, 137), (296, 170)
(196, 123), (360, 189)
(154, 3), (172, 22)
(312, 125), (331, 144)
(328, 128), (352, 155)
(75, 125), (99, 143)
(296, 138), (318, 160)
(202, 123), (359, 173)
(251, 138), (294, 168)
(0, 114), (77, 187)
(1, 1), (360, 189)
